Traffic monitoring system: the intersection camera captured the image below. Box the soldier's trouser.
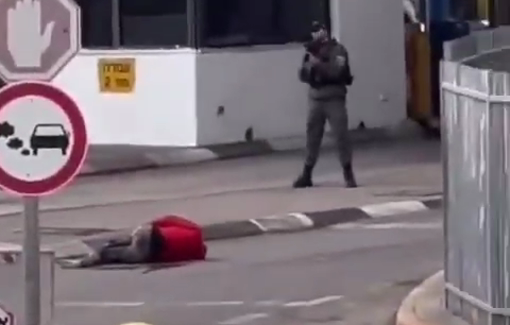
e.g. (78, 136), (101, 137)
(304, 97), (352, 168)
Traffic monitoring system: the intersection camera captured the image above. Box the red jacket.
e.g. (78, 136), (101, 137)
(151, 215), (207, 263)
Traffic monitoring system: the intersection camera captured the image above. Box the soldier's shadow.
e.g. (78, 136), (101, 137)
(313, 180), (362, 188)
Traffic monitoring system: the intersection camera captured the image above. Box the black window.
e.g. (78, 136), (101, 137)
(119, 0), (188, 47)
(200, 0), (330, 47)
(494, 0), (510, 25)
(76, 0), (114, 48)
(77, 0), (192, 48)
(450, 0), (481, 20)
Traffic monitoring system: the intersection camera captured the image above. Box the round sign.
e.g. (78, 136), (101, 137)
(0, 81), (87, 196)
(0, 304), (14, 325)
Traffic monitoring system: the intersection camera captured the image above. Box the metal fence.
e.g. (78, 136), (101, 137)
(442, 26), (510, 325)
(0, 246), (55, 325)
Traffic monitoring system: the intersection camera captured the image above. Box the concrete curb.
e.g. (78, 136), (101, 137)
(52, 197), (442, 259)
(396, 271), (468, 325)
(203, 197), (442, 240)
(79, 124), (423, 176)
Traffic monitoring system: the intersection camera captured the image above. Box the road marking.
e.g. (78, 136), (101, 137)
(303, 295), (344, 306)
(56, 296), (345, 309)
(360, 201), (428, 218)
(284, 295), (343, 307)
(186, 301), (244, 307)
(219, 313), (268, 324)
(57, 301), (145, 307)
(331, 222), (441, 230)
(248, 219), (267, 232)
(289, 213), (314, 227)
(0, 242), (21, 250)
(254, 300), (282, 306)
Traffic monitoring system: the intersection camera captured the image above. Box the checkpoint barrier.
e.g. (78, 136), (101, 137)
(442, 26), (510, 325)
(0, 245), (55, 325)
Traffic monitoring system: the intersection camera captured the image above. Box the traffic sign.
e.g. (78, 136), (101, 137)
(0, 81), (87, 196)
(0, 0), (80, 82)
(0, 305), (14, 325)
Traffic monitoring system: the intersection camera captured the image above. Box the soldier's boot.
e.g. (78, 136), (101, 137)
(343, 163), (357, 188)
(293, 165), (314, 188)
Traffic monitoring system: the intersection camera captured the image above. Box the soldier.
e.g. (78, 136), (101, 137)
(294, 22), (357, 188)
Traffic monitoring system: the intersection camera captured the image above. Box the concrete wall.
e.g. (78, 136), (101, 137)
(195, 45), (308, 146)
(52, 49), (198, 147)
(331, 0), (407, 129)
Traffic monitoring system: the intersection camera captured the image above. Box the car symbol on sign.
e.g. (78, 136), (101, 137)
(30, 123), (70, 156)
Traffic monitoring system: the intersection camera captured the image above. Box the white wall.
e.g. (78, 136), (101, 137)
(195, 45), (309, 145)
(331, 0), (407, 129)
(52, 49), (198, 147)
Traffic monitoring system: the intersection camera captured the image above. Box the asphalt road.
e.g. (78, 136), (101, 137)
(49, 209), (443, 325)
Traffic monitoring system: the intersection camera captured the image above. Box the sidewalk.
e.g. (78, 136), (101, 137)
(396, 271), (469, 325)
(0, 138), (441, 219)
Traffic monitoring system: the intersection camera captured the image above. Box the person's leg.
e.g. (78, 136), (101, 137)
(67, 247), (101, 268)
(324, 98), (357, 188)
(101, 225), (153, 264)
(294, 99), (326, 188)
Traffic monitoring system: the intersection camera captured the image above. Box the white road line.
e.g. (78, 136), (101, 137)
(283, 301), (308, 307)
(219, 313), (268, 325)
(186, 301), (244, 307)
(303, 295), (344, 306)
(360, 201), (428, 218)
(331, 222), (441, 230)
(288, 213), (314, 227)
(57, 301), (145, 307)
(284, 295), (343, 307)
(0, 242), (21, 250)
(248, 219), (267, 232)
(254, 300), (282, 306)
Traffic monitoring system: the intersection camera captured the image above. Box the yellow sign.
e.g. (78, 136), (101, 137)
(98, 58), (136, 93)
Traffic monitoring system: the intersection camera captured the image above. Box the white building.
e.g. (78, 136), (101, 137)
(51, 0), (407, 147)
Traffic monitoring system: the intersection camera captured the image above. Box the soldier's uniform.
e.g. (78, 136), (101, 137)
(294, 24), (357, 188)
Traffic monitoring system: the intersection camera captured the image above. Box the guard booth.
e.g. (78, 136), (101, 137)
(404, 0), (472, 134)
(405, 0), (510, 135)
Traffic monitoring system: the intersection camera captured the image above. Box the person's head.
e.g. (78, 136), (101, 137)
(310, 21), (328, 42)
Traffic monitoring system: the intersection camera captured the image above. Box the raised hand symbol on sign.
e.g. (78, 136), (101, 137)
(7, 0), (55, 68)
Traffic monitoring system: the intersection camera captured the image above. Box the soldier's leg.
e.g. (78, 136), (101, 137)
(294, 99), (326, 188)
(324, 99), (357, 188)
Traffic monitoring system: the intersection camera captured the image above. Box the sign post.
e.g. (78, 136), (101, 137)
(0, 0), (82, 324)
(23, 197), (40, 325)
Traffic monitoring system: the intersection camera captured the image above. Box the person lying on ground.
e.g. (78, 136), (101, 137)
(64, 215), (207, 268)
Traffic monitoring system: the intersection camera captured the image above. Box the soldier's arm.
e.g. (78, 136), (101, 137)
(313, 44), (347, 80)
(298, 53), (315, 83)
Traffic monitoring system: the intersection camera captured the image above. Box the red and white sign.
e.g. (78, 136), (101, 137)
(0, 81), (87, 196)
(0, 0), (80, 82)
(0, 304), (14, 325)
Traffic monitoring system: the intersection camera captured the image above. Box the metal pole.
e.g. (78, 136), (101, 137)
(488, 0), (496, 27)
(111, 0), (121, 48)
(23, 197), (40, 325)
